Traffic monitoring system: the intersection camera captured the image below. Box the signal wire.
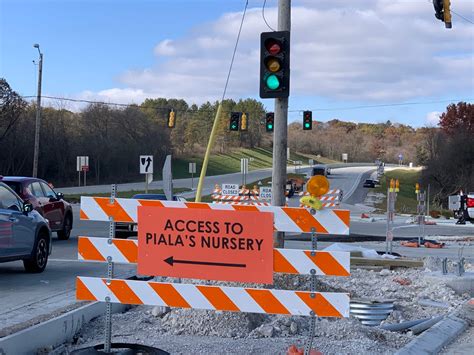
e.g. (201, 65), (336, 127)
(262, 0), (276, 32)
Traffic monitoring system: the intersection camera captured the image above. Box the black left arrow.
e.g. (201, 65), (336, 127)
(145, 157), (152, 172)
(164, 256), (246, 268)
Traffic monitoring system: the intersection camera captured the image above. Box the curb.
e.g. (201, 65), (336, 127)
(395, 314), (468, 355)
(0, 302), (127, 355)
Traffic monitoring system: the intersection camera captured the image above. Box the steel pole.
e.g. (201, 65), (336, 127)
(32, 52), (43, 177)
(271, 0), (291, 248)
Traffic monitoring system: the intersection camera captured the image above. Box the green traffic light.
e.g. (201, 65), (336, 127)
(305, 123), (310, 128)
(268, 124), (273, 129)
(266, 75), (280, 90)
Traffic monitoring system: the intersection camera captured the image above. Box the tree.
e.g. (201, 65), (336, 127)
(439, 102), (473, 135)
(0, 78), (26, 143)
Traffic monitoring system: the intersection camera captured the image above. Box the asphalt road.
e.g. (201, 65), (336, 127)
(1, 164), (472, 335)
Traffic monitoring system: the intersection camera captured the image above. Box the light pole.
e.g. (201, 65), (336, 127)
(32, 43), (43, 178)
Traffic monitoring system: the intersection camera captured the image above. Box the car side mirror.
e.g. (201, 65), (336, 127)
(56, 192), (64, 200)
(23, 203), (33, 214)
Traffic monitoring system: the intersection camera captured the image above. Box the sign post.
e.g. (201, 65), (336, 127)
(240, 158), (248, 186)
(140, 155), (153, 193)
(189, 162), (197, 189)
(162, 155), (173, 200)
(77, 156), (89, 187)
(138, 207), (274, 284)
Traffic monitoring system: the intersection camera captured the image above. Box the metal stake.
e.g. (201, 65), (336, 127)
(305, 227), (317, 355)
(104, 185), (116, 353)
(442, 258), (448, 275)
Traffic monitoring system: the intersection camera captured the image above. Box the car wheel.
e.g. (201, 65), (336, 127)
(23, 231), (49, 273)
(57, 213), (72, 240)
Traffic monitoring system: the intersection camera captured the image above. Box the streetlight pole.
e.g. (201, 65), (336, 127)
(32, 44), (43, 178)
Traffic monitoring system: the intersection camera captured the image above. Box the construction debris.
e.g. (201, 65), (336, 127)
(66, 261), (471, 354)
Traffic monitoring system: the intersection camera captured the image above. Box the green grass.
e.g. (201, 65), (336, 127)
(374, 169), (421, 214)
(64, 187), (190, 203)
(172, 148), (310, 179)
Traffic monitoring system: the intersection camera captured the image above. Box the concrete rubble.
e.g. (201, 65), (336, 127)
(65, 256), (473, 354)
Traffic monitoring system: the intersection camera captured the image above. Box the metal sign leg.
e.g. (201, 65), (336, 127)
(304, 227), (317, 355)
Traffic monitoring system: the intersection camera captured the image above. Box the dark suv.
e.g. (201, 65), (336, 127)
(0, 177), (73, 240)
(0, 182), (52, 272)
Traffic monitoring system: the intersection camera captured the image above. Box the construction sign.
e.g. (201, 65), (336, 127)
(137, 207), (274, 284)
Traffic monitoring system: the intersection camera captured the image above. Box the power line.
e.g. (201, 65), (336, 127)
(20, 95), (472, 115)
(221, 0), (248, 101)
(262, 0), (276, 32)
(451, 9), (474, 25)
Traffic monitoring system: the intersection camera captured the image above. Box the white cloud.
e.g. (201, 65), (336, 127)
(78, 0), (474, 105)
(426, 111), (441, 125)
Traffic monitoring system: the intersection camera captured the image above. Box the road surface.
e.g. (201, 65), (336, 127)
(1, 165), (472, 336)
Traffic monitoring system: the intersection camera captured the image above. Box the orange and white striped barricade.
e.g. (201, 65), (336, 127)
(212, 201), (272, 206)
(80, 197), (350, 235)
(76, 277), (348, 317)
(78, 237), (350, 277)
(77, 191), (350, 351)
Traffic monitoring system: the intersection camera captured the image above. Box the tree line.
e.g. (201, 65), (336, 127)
(1, 78), (472, 205)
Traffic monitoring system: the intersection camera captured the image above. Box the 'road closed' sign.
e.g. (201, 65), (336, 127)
(221, 183), (239, 196)
(137, 207), (274, 284)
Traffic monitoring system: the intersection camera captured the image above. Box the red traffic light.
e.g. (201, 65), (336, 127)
(265, 39), (281, 55)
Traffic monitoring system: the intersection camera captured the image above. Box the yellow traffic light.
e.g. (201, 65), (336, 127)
(241, 112), (248, 131)
(389, 179), (395, 192)
(395, 179), (400, 192)
(415, 183), (420, 194)
(306, 175), (330, 197)
(168, 109), (176, 128)
(443, 0), (452, 28)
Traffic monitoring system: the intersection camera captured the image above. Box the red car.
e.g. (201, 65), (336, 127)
(0, 176), (73, 240)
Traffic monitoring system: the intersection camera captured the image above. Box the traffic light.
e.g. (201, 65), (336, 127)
(265, 112), (274, 132)
(240, 112), (248, 131)
(260, 31), (290, 99)
(303, 111), (312, 130)
(230, 112), (240, 131)
(167, 109), (176, 128)
(433, 0), (452, 28)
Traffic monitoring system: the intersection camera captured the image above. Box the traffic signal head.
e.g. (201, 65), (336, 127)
(260, 31), (290, 99)
(240, 112), (248, 131)
(303, 111), (312, 130)
(265, 112), (274, 132)
(415, 183), (420, 194)
(230, 112), (240, 131)
(433, 0), (452, 28)
(167, 109), (176, 128)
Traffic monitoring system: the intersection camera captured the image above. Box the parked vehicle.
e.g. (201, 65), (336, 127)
(116, 194), (187, 239)
(449, 192), (474, 224)
(363, 179), (376, 188)
(0, 182), (52, 272)
(0, 176), (73, 240)
(311, 165), (329, 177)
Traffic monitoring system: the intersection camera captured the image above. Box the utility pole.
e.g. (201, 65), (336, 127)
(32, 44), (43, 178)
(271, 0), (291, 248)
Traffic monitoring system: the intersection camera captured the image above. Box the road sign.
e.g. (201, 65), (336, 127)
(81, 165), (89, 172)
(260, 186), (272, 200)
(309, 159), (314, 166)
(188, 162), (196, 174)
(342, 153), (348, 162)
(222, 183), (239, 196)
(76, 156), (89, 172)
(140, 155), (153, 174)
(137, 207), (274, 284)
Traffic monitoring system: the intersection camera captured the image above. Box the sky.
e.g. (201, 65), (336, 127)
(1, 0), (473, 127)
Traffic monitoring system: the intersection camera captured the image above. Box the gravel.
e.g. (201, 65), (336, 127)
(65, 259), (472, 354)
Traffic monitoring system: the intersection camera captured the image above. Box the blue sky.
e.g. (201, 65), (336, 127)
(1, 0), (473, 126)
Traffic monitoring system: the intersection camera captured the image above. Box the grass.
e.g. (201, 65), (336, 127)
(374, 169), (421, 214)
(64, 187), (191, 203)
(172, 148), (310, 179)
